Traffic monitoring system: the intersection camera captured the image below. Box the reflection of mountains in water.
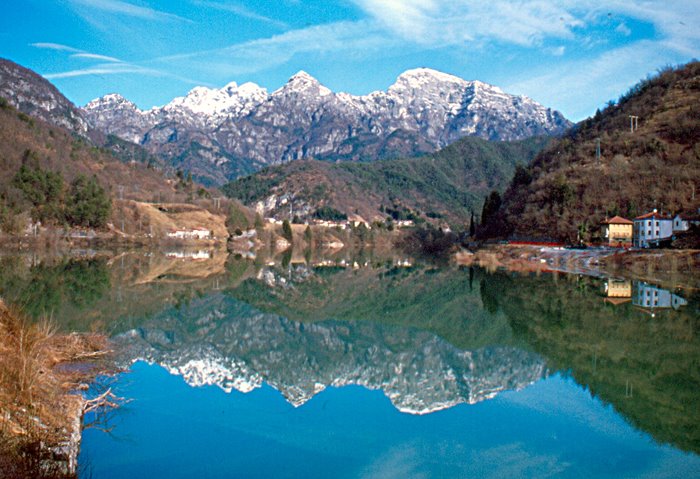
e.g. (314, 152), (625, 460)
(116, 294), (546, 414)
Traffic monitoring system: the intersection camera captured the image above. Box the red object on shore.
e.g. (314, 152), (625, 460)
(509, 241), (566, 247)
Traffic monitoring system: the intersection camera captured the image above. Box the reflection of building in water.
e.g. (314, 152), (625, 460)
(165, 250), (213, 260)
(603, 278), (632, 305)
(633, 282), (688, 311)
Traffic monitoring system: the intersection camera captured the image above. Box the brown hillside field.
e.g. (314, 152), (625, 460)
(112, 200), (228, 240)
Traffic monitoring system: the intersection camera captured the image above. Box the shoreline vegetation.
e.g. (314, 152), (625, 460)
(0, 300), (114, 479)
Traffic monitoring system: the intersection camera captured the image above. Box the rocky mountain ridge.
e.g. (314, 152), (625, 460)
(83, 68), (571, 185)
(0, 58), (89, 135)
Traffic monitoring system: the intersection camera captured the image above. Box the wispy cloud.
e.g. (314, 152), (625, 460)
(351, 0), (582, 47)
(71, 52), (124, 63)
(32, 42), (204, 86)
(506, 39), (676, 119)
(149, 20), (397, 77)
(31, 42), (82, 53)
(193, 1), (288, 29)
(44, 63), (159, 79)
(66, 0), (190, 23)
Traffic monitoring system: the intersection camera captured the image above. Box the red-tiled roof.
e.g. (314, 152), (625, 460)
(635, 211), (671, 220)
(601, 215), (633, 225)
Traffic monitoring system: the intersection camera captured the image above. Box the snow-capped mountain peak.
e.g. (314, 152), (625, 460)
(82, 66), (571, 184)
(393, 67), (469, 89)
(276, 70), (332, 97)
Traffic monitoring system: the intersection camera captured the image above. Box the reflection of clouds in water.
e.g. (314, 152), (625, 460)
(360, 444), (428, 479)
(634, 453), (700, 479)
(468, 443), (568, 479)
(499, 375), (632, 441)
(359, 441), (567, 479)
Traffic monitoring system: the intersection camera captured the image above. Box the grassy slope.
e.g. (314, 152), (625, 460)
(223, 136), (550, 226)
(497, 62), (700, 241)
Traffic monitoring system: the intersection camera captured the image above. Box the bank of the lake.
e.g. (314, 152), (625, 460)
(456, 245), (700, 290)
(0, 300), (114, 479)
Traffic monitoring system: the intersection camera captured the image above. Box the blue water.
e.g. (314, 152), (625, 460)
(79, 362), (700, 479)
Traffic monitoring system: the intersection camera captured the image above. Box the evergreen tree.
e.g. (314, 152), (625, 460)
(481, 191), (502, 226)
(469, 211), (476, 237)
(282, 219), (293, 243)
(13, 162), (65, 224)
(65, 175), (111, 228)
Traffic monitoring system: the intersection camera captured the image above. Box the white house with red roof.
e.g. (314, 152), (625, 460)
(633, 210), (673, 248)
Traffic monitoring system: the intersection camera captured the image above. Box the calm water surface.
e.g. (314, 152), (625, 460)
(0, 250), (698, 478)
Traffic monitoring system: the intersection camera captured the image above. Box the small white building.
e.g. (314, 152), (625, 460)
(633, 210), (673, 248)
(672, 210), (700, 232)
(167, 227), (212, 240)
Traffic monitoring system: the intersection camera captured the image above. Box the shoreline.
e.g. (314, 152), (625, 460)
(455, 244), (700, 290)
(0, 301), (114, 478)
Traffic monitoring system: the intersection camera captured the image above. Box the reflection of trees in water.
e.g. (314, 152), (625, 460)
(0, 258), (110, 319)
(479, 272), (700, 454)
(228, 262), (518, 351)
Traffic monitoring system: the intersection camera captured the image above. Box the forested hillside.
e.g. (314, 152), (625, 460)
(224, 135), (549, 226)
(487, 62), (700, 241)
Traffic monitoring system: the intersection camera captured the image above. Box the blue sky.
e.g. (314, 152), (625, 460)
(1, 1), (698, 121)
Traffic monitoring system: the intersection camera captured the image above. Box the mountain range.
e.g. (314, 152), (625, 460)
(82, 68), (570, 185)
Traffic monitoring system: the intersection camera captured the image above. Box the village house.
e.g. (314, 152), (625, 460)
(166, 227), (212, 240)
(672, 210), (700, 232)
(600, 216), (633, 246)
(633, 210), (673, 248)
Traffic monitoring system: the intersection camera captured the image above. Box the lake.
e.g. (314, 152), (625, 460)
(0, 249), (698, 478)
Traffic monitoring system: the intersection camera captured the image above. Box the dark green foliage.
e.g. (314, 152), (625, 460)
(399, 225), (458, 259)
(282, 219), (293, 242)
(222, 136), (550, 225)
(481, 191), (501, 226)
(313, 206), (347, 221)
(226, 203), (250, 231)
(12, 160), (64, 224)
(222, 168), (283, 204)
(511, 165), (532, 188)
(64, 175), (111, 228)
(0, 258), (110, 319)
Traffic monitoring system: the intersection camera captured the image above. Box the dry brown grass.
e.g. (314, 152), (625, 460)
(0, 300), (110, 478)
